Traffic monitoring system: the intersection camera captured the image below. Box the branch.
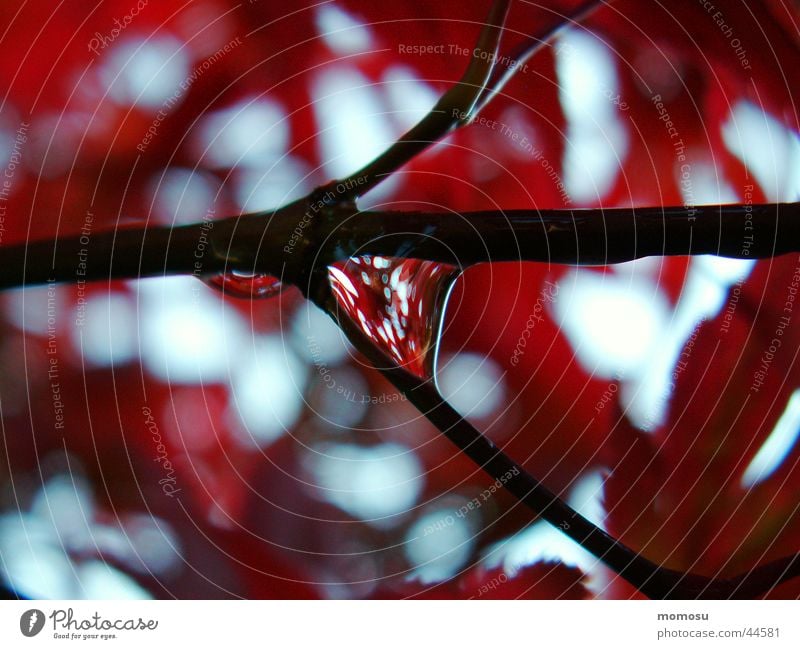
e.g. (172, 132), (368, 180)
(316, 285), (800, 599)
(329, 0), (608, 201)
(321, 0), (512, 203)
(0, 198), (317, 290)
(329, 202), (800, 265)
(2, 202), (797, 291)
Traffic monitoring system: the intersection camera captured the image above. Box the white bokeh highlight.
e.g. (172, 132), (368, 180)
(70, 291), (138, 367)
(315, 4), (373, 55)
(436, 352), (506, 420)
(557, 30), (628, 203)
(723, 101), (800, 202)
(312, 66), (397, 179)
(149, 168), (220, 226)
(229, 335), (308, 447)
(0, 474), (183, 599)
(195, 97), (290, 169)
(310, 442), (424, 526)
(233, 156), (311, 212)
(137, 276), (248, 385)
(405, 508), (475, 584)
(102, 37), (190, 109)
(742, 389), (800, 488)
(553, 270), (670, 378)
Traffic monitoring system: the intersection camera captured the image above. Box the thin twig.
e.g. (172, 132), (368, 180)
(326, 0), (514, 203)
(316, 285), (800, 599)
(330, 0), (511, 201)
(473, 0), (606, 115)
(329, 0), (609, 202)
(0, 0), (796, 600)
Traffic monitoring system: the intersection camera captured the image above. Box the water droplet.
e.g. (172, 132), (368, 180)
(205, 271), (285, 299)
(328, 257), (458, 378)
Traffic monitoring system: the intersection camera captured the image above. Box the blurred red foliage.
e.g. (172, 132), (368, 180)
(0, 0), (798, 599)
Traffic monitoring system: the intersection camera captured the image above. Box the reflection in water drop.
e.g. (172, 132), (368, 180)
(328, 256), (458, 379)
(206, 271), (285, 299)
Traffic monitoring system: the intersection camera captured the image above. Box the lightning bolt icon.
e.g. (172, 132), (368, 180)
(28, 611), (38, 632)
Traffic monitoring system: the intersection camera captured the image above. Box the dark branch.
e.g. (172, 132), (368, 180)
(2, 202), (797, 291)
(328, 202), (800, 265)
(325, 0), (513, 203)
(330, 0), (608, 201)
(317, 286), (800, 599)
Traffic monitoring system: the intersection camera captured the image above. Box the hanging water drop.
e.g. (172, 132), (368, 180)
(328, 257), (459, 379)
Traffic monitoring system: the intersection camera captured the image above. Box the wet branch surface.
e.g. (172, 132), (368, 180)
(1, 202), (798, 291)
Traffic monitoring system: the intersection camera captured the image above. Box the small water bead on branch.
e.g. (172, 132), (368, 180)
(205, 270), (285, 299)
